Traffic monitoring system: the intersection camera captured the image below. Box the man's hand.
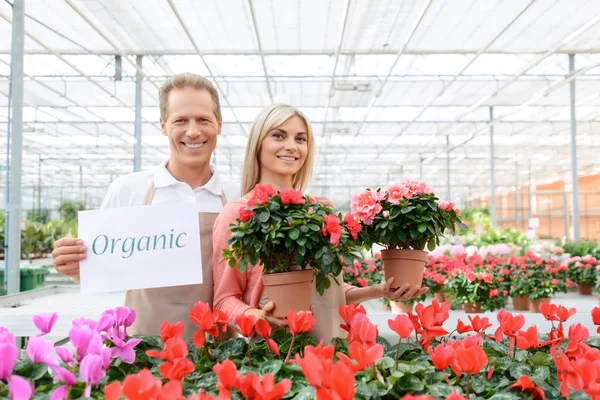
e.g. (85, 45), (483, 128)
(51, 237), (87, 278)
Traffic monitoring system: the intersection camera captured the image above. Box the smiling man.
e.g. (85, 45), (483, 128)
(51, 73), (241, 339)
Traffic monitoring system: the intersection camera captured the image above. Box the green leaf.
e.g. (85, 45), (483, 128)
(470, 375), (487, 394)
(259, 360), (283, 376)
(258, 210), (270, 223)
(531, 365), (550, 385)
(409, 228), (419, 239)
(307, 224), (321, 231)
(323, 252), (334, 265)
(289, 228), (300, 240)
(488, 393), (522, 400)
(13, 360), (48, 381)
(509, 363), (531, 379)
(296, 236), (307, 246)
(292, 386), (316, 400)
(427, 383), (453, 398)
(401, 206), (415, 214)
(530, 351), (552, 367)
(417, 223), (427, 233)
(299, 224), (309, 233)
(212, 338), (247, 361)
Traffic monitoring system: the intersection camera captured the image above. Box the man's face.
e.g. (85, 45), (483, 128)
(160, 87), (222, 169)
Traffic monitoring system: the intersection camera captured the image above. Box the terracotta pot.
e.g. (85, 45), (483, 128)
(528, 297), (551, 313)
(512, 296), (529, 311)
(381, 249), (428, 290)
(390, 301), (414, 314)
(261, 269), (313, 318)
(578, 284), (593, 295)
(434, 291), (450, 303)
(464, 302), (483, 313)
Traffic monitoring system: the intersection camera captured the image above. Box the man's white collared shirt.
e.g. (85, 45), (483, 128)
(100, 160), (241, 211)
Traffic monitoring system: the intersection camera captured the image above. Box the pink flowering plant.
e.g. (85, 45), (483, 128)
(350, 179), (464, 251)
(567, 255), (598, 287)
(222, 184), (363, 294)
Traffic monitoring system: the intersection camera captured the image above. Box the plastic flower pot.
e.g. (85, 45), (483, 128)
(528, 297), (551, 313)
(381, 249), (427, 290)
(261, 269), (313, 318)
(390, 301), (414, 314)
(464, 302), (483, 313)
(0, 267), (49, 295)
(577, 284), (593, 295)
(434, 291), (450, 303)
(512, 295), (529, 311)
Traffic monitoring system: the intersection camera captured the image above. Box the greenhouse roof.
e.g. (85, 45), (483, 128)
(1, 0), (600, 208)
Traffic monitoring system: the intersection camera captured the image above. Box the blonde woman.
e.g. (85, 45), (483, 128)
(212, 104), (428, 341)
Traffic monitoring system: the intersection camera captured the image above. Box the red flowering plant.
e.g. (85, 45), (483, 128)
(350, 179), (465, 251)
(567, 255), (599, 287)
(510, 253), (567, 300)
(221, 184), (362, 294)
(342, 254), (384, 288)
(424, 255), (454, 294)
(445, 254), (507, 311)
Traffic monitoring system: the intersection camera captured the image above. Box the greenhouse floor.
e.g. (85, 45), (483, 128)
(1, 286), (598, 343)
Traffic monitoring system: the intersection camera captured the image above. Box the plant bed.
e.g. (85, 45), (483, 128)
(4, 300), (600, 400)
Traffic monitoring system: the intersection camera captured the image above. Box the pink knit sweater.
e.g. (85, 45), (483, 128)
(212, 199), (356, 329)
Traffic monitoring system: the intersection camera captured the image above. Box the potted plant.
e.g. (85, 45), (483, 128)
(351, 179), (464, 289)
(222, 185), (362, 317)
(424, 255), (453, 303)
(567, 255), (598, 295)
(517, 255), (564, 313)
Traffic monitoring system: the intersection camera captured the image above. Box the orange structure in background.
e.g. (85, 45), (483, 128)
(467, 174), (600, 240)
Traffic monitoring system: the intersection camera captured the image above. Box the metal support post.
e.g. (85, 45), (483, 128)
(37, 155), (42, 211)
(569, 54), (580, 241)
(133, 55), (143, 172)
(446, 136), (451, 200)
(489, 107), (496, 229)
(515, 162), (519, 230)
(6, 0), (25, 294)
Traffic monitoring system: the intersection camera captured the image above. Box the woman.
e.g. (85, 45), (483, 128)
(212, 104), (428, 341)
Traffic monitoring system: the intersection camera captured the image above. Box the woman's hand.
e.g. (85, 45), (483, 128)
(244, 302), (315, 329)
(313, 196), (335, 208)
(380, 277), (429, 301)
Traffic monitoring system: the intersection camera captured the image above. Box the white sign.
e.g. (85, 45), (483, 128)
(78, 202), (202, 294)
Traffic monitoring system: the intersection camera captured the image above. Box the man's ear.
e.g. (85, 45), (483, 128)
(160, 118), (167, 136)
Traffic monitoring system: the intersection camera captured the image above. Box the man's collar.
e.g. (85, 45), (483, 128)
(154, 159), (223, 196)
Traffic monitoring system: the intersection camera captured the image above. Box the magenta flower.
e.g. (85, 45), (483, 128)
(79, 354), (105, 398)
(110, 336), (141, 364)
(96, 311), (115, 334)
(0, 339), (18, 380)
(72, 317), (97, 331)
(7, 375), (33, 400)
(50, 385), (67, 400)
(54, 346), (74, 366)
(26, 335), (58, 368)
(32, 312), (58, 336)
(69, 325), (102, 361)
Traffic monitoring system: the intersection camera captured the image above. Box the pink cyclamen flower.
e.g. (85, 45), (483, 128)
(26, 335), (58, 369)
(79, 354), (105, 398)
(351, 190), (383, 225)
(69, 325), (103, 361)
(110, 336), (141, 364)
(54, 346), (74, 366)
(0, 336), (18, 380)
(33, 312), (58, 336)
(7, 375), (33, 400)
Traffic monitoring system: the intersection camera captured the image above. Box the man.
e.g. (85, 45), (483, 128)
(52, 73), (240, 339)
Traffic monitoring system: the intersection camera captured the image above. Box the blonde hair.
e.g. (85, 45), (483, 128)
(241, 104), (315, 195)
(158, 73), (222, 122)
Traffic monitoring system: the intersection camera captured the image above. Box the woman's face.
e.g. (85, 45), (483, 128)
(258, 114), (309, 179)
